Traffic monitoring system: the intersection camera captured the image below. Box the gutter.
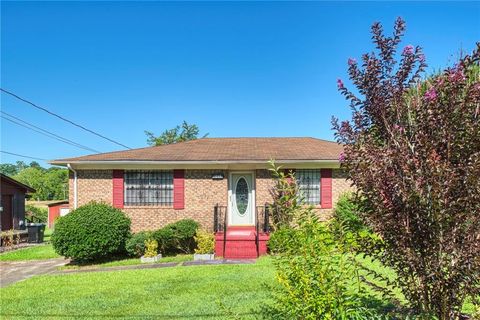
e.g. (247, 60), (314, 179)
(67, 164), (78, 209)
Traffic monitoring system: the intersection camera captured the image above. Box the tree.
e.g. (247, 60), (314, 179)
(333, 18), (479, 319)
(0, 163), (18, 176)
(145, 121), (208, 146)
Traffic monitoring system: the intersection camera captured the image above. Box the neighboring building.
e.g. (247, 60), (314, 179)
(47, 200), (70, 228)
(0, 173), (35, 231)
(51, 137), (349, 258)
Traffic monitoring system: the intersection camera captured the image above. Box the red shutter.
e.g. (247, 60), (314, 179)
(320, 169), (332, 209)
(112, 170), (124, 209)
(173, 170), (185, 210)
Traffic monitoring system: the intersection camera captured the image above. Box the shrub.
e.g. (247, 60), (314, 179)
(333, 193), (366, 233)
(126, 231), (152, 257)
(51, 202), (131, 262)
(153, 219), (199, 254)
(194, 230), (215, 254)
(144, 239), (158, 258)
(265, 161), (382, 319)
(267, 214), (382, 319)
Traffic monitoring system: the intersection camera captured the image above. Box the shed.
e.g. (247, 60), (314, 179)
(0, 173), (36, 231)
(47, 201), (69, 228)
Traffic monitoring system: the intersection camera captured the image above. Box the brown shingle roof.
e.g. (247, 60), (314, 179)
(51, 137), (342, 164)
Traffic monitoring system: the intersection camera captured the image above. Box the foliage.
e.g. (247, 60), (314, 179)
(125, 231), (153, 257)
(25, 205), (48, 223)
(51, 202), (131, 262)
(152, 219), (199, 254)
(143, 239), (158, 258)
(332, 193), (368, 233)
(267, 215), (383, 319)
(145, 120), (208, 146)
(5, 162), (69, 201)
(0, 229), (21, 247)
(194, 229), (215, 254)
(333, 17), (480, 319)
(267, 160), (302, 230)
(266, 161), (382, 319)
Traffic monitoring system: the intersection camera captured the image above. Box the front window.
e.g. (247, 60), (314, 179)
(124, 171), (173, 206)
(296, 169), (321, 205)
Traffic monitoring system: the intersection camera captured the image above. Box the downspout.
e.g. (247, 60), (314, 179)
(67, 164), (78, 209)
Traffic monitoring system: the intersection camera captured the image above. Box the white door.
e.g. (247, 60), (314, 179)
(229, 172), (255, 226)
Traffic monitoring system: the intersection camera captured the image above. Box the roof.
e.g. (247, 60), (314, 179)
(47, 200), (69, 207)
(0, 173), (36, 193)
(51, 137), (343, 164)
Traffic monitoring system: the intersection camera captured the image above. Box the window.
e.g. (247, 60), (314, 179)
(124, 171), (173, 206)
(296, 169), (321, 205)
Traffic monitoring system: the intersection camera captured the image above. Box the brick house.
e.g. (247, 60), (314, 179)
(51, 137), (349, 258)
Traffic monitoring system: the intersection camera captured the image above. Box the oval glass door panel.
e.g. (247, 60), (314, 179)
(235, 177), (249, 215)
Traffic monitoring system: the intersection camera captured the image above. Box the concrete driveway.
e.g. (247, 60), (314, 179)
(0, 258), (68, 288)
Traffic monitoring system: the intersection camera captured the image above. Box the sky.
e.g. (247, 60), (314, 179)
(1, 1), (479, 167)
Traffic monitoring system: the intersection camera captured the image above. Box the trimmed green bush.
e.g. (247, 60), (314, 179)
(51, 202), (131, 261)
(153, 219), (199, 254)
(25, 205), (48, 223)
(126, 231), (153, 257)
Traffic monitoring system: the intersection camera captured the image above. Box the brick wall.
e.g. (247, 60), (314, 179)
(69, 168), (351, 232)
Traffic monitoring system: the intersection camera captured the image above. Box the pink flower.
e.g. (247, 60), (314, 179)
(348, 58), (357, 66)
(424, 87), (437, 102)
(337, 78), (344, 89)
(339, 152), (346, 162)
(448, 66), (466, 83)
(418, 54), (425, 63)
(403, 45), (414, 55)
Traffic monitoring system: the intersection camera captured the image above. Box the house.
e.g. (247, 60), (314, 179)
(0, 173), (36, 231)
(50, 137), (349, 258)
(47, 200), (70, 228)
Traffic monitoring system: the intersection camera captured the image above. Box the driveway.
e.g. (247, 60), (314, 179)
(0, 258), (68, 288)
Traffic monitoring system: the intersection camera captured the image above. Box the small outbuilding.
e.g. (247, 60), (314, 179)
(0, 173), (35, 231)
(47, 201), (70, 228)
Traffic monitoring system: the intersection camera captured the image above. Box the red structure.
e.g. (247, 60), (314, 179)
(47, 201), (69, 228)
(0, 173), (35, 231)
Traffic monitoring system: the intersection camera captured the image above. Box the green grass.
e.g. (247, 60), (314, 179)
(0, 243), (60, 261)
(0, 257), (275, 320)
(61, 254), (194, 269)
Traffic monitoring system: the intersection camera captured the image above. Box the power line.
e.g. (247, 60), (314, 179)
(0, 150), (47, 161)
(1, 111), (101, 153)
(1, 88), (131, 150)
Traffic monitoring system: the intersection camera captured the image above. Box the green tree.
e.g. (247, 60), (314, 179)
(145, 121), (208, 146)
(0, 163), (18, 176)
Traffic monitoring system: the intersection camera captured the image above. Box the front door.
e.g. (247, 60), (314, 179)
(1, 195), (13, 231)
(229, 172), (255, 226)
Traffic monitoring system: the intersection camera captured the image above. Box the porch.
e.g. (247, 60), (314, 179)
(213, 204), (271, 259)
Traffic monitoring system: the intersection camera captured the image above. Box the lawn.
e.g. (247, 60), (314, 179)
(0, 257), (275, 320)
(61, 254), (194, 269)
(0, 243), (59, 261)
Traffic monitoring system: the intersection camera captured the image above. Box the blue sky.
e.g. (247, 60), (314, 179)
(1, 1), (479, 167)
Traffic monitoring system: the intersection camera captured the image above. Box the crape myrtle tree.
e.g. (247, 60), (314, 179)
(332, 18), (480, 319)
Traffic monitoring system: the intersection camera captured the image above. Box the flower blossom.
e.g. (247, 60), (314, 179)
(403, 45), (414, 55)
(339, 152), (346, 162)
(424, 87), (437, 102)
(337, 78), (344, 89)
(348, 58), (357, 66)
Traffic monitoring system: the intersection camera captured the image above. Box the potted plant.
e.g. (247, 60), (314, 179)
(140, 238), (162, 263)
(193, 230), (215, 261)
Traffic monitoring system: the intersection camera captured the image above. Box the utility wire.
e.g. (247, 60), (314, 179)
(1, 111), (101, 153)
(0, 150), (47, 161)
(1, 88), (131, 149)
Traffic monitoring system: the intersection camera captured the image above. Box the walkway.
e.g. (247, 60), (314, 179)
(0, 258), (68, 288)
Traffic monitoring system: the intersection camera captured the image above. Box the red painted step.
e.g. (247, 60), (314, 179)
(215, 226), (270, 259)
